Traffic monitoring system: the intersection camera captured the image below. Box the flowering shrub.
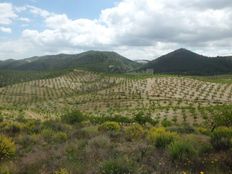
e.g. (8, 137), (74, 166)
(98, 121), (120, 132)
(0, 135), (16, 161)
(125, 124), (144, 140)
(147, 127), (179, 148)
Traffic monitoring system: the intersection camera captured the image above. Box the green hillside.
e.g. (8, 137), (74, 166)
(0, 51), (141, 73)
(141, 48), (232, 75)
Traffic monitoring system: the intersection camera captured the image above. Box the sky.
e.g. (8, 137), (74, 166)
(0, 0), (232, 60)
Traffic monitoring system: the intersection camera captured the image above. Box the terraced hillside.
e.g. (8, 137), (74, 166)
(1, 70), (231, 125)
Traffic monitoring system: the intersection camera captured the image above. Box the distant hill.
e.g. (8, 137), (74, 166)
(134, 59), (150, 64)
(141, 48), (232, 75)
(0, 51), (141, 73)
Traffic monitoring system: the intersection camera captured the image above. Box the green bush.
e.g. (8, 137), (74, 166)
(0, 115), (3, 122)
(41, 128), (68, 143)
(134, 112), (156, 125)
(54, 168), (70, 174)
(79, 126), (99, 138)
(212, 105), (232, 128)
(0, 121), (22, 135)
(125, 124), (144, 141)
(167, 124), (195, 134)
(89, 115), (132, 124)
(41, 128), (54, 141)
(0, 165), (10, 174)
(42, 120), (69, 132)
(87, 135), (111, 149)
(147, 127), (178, 148)
(0, 135), (16, 161)
(98, 121), (120, 132)
(54, 132), (68, 143)
(211, 127), (232, 150)
(100, 158), (135, 174)
(161, 119), (172, 127)
(24, 120), (41, 134)
(61, 110), (86, 124)
(197, 127), (210, 135)
(17, 134), (36, 148)
(168, 139), (196, 161)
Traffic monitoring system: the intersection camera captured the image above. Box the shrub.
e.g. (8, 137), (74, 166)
(78, 126), (99, 138)
(147, 127), (178, 148)
(0, 135), (16, 161)
(24, 120), (41, 134)
(15, 113), (26, 122)
(125, 124), (144, 141)
(161, 119), (172, 127)
(98, 121), (120, 132)
(87, 135), (111, 149)
(0, 165), (10, 174)
(17, 134), (36, 148)
(53, 132), (68, 143)
(197, 127), (210, 135)
(89, 115), (132, 124)
(0, 115), (3, 122)
(168, 139), (197, 161)
(110, 115), (132, 123)
(212, 105), (232, 128)
(41, 128), (68, 143)
(54, 168), (70, 174)
(134, 112), (156, 125)
(211, 127), (232, 150)
(41, 128), (54, 141)
(0, 121), (22, 135)
(85, 135), (111, 159)
(61, 110), (86, 124)
(167, 124), (195, 134)
(42, 121), (69, 132)
(100, 158), (135, 174)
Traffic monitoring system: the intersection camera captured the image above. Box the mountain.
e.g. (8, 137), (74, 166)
(134, 59), (150, 64)
(0, 51), (141, 73)
(141, 48), (232, 75)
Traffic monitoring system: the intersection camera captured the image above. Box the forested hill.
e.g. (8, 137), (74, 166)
(141, 48), (232, 75)
(0, 51), (141, 73)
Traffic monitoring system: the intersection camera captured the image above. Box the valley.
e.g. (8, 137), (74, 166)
(0, 50), (232, 174)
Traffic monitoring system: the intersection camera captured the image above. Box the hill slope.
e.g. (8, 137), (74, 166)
(0, 51), (141, 73)
(141, 48), (232, 75)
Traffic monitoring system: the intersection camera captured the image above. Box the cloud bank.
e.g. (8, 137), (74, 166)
(0, 0), (232, 60)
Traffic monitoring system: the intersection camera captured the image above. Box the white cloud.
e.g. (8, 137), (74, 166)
(1, 0), (232, 60)
(26, 5), (51, 18)
(19, 17), (31, 23)
(0, 27), (12, 33)
(0, 3), (17, 25)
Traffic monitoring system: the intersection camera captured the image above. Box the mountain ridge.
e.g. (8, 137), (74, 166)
(141, 48), (232, 75)
(1, 49), (232, 75)
(0, 50), (141, 73)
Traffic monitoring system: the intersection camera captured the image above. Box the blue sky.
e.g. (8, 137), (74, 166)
(1, 0), (118, 38)
(7, 0), (117, 19)
(0, 0), (232, 60)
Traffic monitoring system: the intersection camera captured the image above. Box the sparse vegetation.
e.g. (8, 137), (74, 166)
(168, 139), (196, 161)
(0, 69), (232, 173)
(211, 127), (232, 150)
